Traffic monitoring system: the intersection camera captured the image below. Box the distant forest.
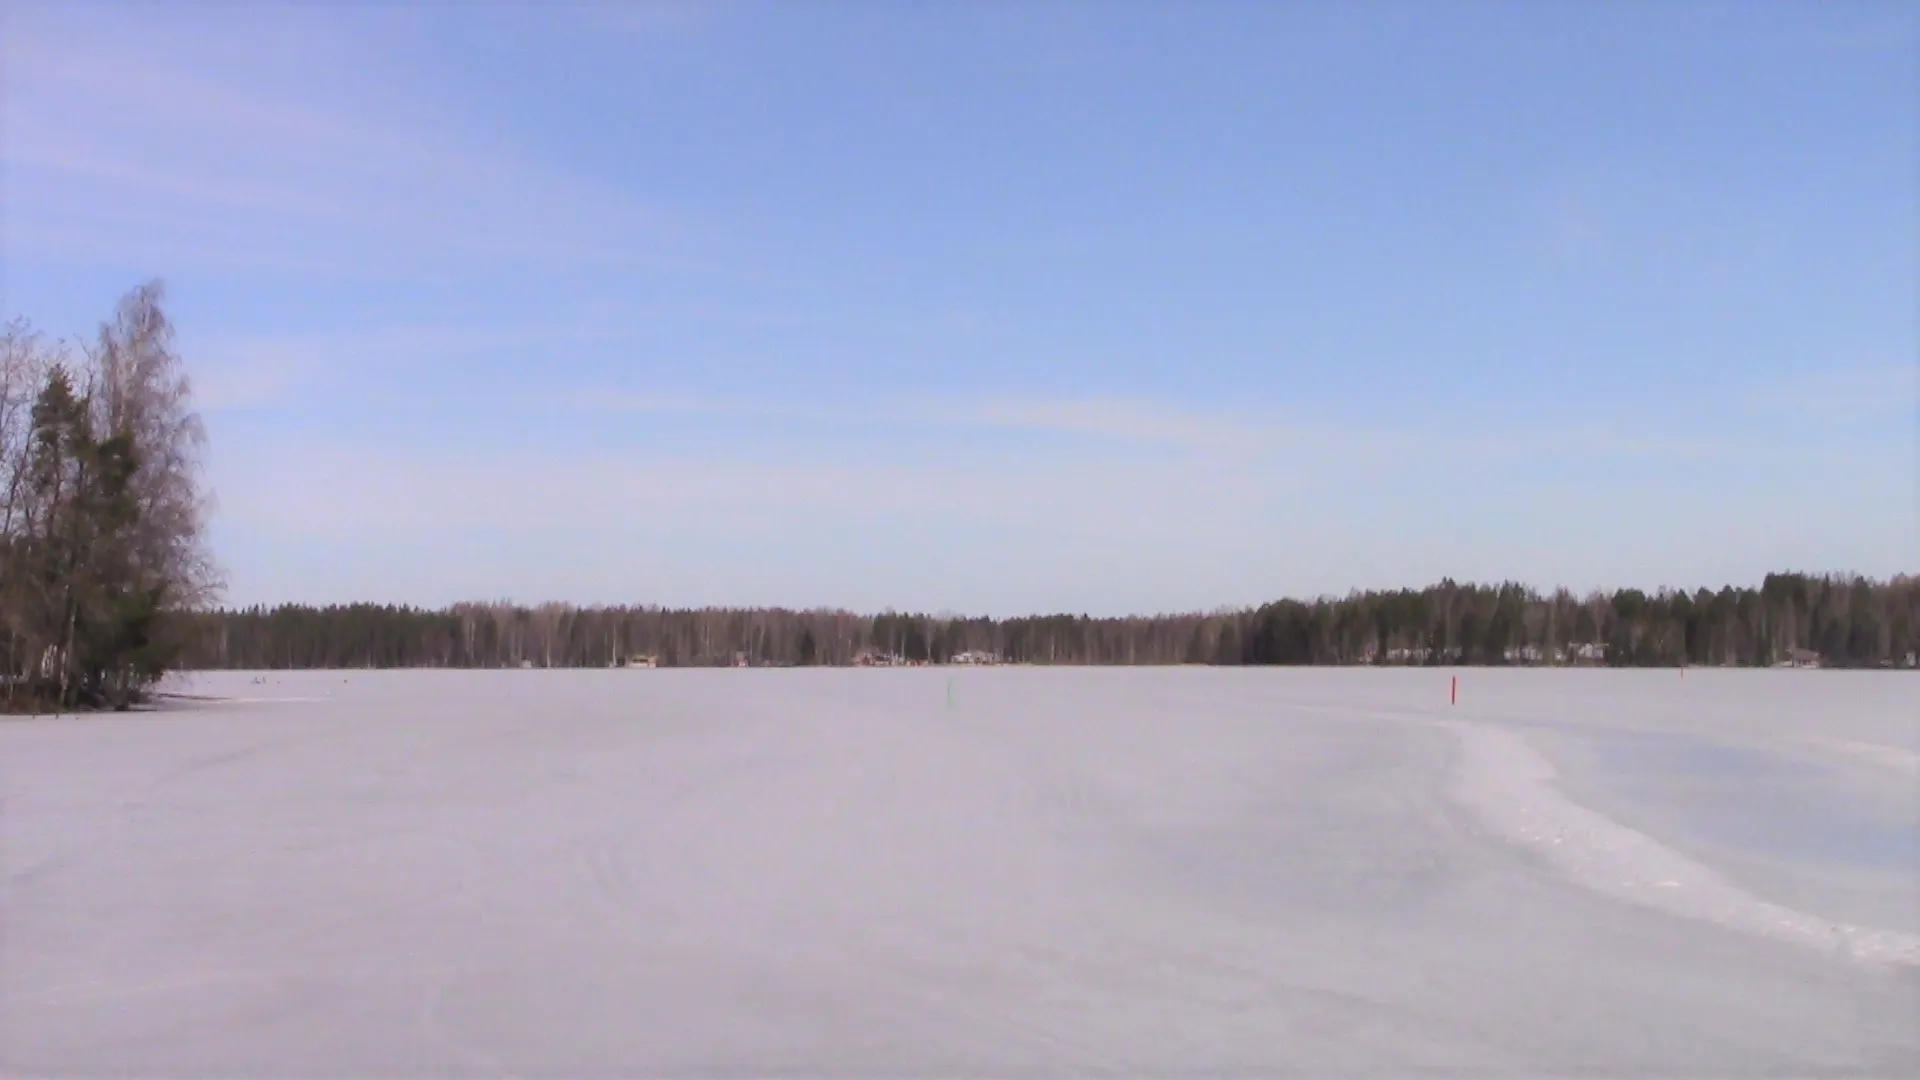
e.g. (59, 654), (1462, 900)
(182, 573), (1917, 671)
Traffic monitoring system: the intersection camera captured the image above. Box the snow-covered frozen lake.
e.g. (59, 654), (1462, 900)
(4, 668), (1916, 1076)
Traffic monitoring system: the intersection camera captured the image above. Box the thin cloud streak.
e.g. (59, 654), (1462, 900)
(2, 8), (691, 275)
(187, 322), (647, 411)
(206, 429), (1912, 613)
(1741, 367), (1918, 419)
(215, 443), (1281, 544)
(571, 389), (1278, 450)
(568, 392), (807, 421)
(561, 386), (1897, 468)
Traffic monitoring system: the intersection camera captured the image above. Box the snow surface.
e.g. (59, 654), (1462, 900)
(4, 668), (1917, 1077)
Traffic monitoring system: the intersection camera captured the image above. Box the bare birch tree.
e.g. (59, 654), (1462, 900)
(88, 281), (221, 614)
(1, 282), (221, 709)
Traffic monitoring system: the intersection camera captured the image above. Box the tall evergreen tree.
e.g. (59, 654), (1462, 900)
(2, 284), (219, 710)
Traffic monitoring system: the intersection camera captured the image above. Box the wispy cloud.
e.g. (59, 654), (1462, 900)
(6, 137), (358, 222)
(206, 412), (1910, 612)
(1741, 366), (1918, 419)
(209, 440), (1286, 613)
(215, 442), (1282, 545)
(560, 383), (1897, 470)
(568, 392), (807, 421)
(1, 7), (686, 277)
(188, 320), (643, 412)
(570, 389), (1281, 451)
(954, 397), (1270, 450)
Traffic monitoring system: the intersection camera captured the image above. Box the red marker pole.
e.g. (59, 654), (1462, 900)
(1450, 675), (1458, 706)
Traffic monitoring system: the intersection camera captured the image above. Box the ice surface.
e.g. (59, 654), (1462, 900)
(4, 668), (1917, 1077)
(1444, 720), (1919, 966)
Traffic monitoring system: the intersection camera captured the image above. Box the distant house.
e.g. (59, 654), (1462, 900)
(1569, 642), (1607, 665)
(622, 654), (658, 669)
(1786, 648), (1823, 670)
(949, 650), (1001, 666)
(854, 646), (905, 667)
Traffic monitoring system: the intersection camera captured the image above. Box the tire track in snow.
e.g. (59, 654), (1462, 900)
(6, 723), (347, 889)
(1802, 737), (1920, 780)
(1444, 720), (1920, 969)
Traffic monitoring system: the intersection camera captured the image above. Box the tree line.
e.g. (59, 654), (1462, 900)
(182, 573), (1918, 671)
(6, 285), (1912, 705)
(1, 283), (218, 710)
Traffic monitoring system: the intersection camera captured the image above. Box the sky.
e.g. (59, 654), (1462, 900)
(2, 1), (1914, 616)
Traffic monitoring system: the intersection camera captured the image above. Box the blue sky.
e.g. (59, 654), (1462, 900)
(2, 1), (1913, 616)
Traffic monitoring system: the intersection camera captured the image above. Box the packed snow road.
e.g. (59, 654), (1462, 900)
(4, 668), (1916, 1076)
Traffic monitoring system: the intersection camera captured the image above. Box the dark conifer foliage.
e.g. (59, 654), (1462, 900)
(2, 283), (219, 710)
(181, 574), (1918, 671)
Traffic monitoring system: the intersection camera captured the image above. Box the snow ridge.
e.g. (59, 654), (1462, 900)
(1445, 721), (1920, 969)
